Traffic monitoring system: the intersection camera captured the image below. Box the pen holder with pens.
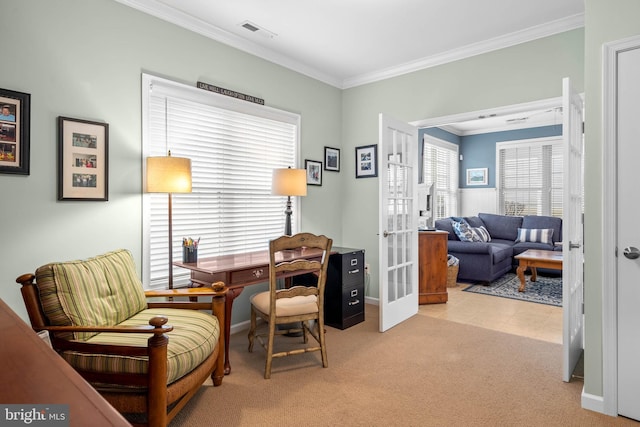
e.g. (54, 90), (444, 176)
(182, 237), (199, 263)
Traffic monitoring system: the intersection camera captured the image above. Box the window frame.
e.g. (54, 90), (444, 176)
(141, 74), (301, 289)
(495, 136), (563, 217)
(421, 134), (459, 220)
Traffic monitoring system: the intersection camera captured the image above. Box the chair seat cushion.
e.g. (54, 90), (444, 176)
(60, 308), (220, 384)
(251, 290), (318, 317)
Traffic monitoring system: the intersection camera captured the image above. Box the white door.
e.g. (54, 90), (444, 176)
(617, 46), (640, 421)
(561, 77), (584, 382)
(378, 114), (419, 332)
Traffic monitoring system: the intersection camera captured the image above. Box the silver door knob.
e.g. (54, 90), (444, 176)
(623, 247), (640, 260)
(383, 230), (395, 238)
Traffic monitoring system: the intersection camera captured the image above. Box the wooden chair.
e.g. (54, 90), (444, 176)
(247, 232), (333, 379)
(14, 249), (227, 427)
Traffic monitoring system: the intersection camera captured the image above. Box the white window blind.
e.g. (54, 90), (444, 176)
(422, 135), (458, 219)
(496, 137), (562, 217)
(142, 75), (300, 289)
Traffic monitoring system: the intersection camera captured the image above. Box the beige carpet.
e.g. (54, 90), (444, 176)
(170, 306), (637, 427)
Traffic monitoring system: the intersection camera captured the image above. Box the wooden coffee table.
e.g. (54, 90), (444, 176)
(514, 249), (563, 292)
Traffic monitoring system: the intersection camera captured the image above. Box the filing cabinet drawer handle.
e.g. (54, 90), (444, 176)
(349, 299), (360, 306)
(348, 269), (360, 274)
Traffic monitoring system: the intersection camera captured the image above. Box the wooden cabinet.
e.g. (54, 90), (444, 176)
(324, 247), (365, 329)
(418, 231), (448, 304)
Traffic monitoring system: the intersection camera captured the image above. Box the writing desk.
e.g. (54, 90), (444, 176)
(174, 247), (326, 374)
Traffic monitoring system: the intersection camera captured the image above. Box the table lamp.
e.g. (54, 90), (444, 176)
(272, 167), (307, 235)
(146, 151), (192, 289)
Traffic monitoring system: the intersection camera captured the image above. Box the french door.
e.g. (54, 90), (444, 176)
(378, 114), (419, 332)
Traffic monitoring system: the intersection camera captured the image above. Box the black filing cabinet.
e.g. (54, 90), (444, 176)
(324, 247), (365, 329)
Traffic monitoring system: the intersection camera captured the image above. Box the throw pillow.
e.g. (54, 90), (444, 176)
(452, 221), (492, 243)
(516, 228), (554, 245)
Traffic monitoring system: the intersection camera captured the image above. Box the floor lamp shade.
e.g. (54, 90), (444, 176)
(146, 156), (192, 193)
(146, 154), (192, 289)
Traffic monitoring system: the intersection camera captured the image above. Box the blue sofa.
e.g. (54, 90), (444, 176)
(435, 213), (562, 283)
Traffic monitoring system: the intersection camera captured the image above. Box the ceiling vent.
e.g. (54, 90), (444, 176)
(239, 21), (277, 39)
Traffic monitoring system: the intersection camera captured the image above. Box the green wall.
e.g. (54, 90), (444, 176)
(0, 0), (342, 324)
(341, 29), (584, 300)
(5, 0), (638, 412)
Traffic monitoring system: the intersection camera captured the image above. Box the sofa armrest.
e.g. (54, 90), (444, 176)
(447, 241), (494, 254)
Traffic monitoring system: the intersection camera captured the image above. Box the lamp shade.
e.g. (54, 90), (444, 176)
(272, 168), (307, 197)
(146, 156), (192, 193)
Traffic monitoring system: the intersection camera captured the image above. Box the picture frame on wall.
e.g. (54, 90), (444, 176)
(466, 167), (488, 186)
(324, 146), (340, 172)
(355, 144), (378, 178)
(58, 116), (109, 201)
(305, 159), (322, 186)
(0, 88), (31, 175)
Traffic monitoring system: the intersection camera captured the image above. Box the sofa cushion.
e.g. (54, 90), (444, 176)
(60, 308), (220, 385)
(516, 228), (554, 245)
(35, 249), (148, 341)
(522, 215), (562, 243)
(489, 243), (513, 264)
(478, 213), (523, 241)
(452, 221), (491, 242)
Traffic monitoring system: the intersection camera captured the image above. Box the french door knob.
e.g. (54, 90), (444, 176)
(623, 247), (640, 260)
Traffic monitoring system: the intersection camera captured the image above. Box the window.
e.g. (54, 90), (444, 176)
(142, 74), (300, 289)
(496, 137), (562, 217)
(422, 135), (458, 219)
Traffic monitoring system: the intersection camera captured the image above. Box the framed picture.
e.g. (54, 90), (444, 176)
(466, 168), (488, 186)
(0, 88), (30, 175)
(58, 116), (109, 201)
(324, 146), (340, 172)
(305, 159), (322, 186)
(355, 144), (378, 178)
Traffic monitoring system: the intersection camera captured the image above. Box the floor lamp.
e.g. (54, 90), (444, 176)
(146, 152), (192, 289)
(272, 167), (307, 235)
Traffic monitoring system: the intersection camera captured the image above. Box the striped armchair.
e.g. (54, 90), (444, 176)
(15, 249), (227, 427)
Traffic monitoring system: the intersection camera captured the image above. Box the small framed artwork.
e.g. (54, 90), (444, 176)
(58, 116), (109, 201)
(355, 144), (378, 178)
(305, 159), (322, 186)
(0, 88), (31, 175)
(324, 146), (340, 172)
(466, 168), (488, 186)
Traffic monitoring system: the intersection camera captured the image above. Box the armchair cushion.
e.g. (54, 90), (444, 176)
(61, 308), (220, 384)
(35, 249), (147, 340)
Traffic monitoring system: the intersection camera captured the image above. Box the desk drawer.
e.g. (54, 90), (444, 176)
(230, 267), (267, 285)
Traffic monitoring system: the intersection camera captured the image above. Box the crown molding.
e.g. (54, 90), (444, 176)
(114, 0), (343, 88)
(115, 1), (583, 90)
(343, 13), (584, 89)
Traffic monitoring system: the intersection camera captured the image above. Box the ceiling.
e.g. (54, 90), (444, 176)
(118, 0), (584, 89)
(117, 0), (582, 133)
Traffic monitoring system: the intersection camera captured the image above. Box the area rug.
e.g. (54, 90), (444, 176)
(463, 272), (562, 307)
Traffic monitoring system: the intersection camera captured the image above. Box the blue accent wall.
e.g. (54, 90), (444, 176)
(419, 124), (562, 189)
(459, 125), (562, 188)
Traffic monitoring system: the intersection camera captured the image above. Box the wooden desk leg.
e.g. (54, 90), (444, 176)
(223, 287), (244, 375)
(517, 263), (527, 292)
(530, 267), (538, 282)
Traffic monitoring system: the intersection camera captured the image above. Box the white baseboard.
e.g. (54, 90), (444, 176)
(581, 388), (607, 415)
(365, 296), (379, 305)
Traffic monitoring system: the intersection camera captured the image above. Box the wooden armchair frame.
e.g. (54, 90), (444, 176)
(16, 273), (227, 427)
